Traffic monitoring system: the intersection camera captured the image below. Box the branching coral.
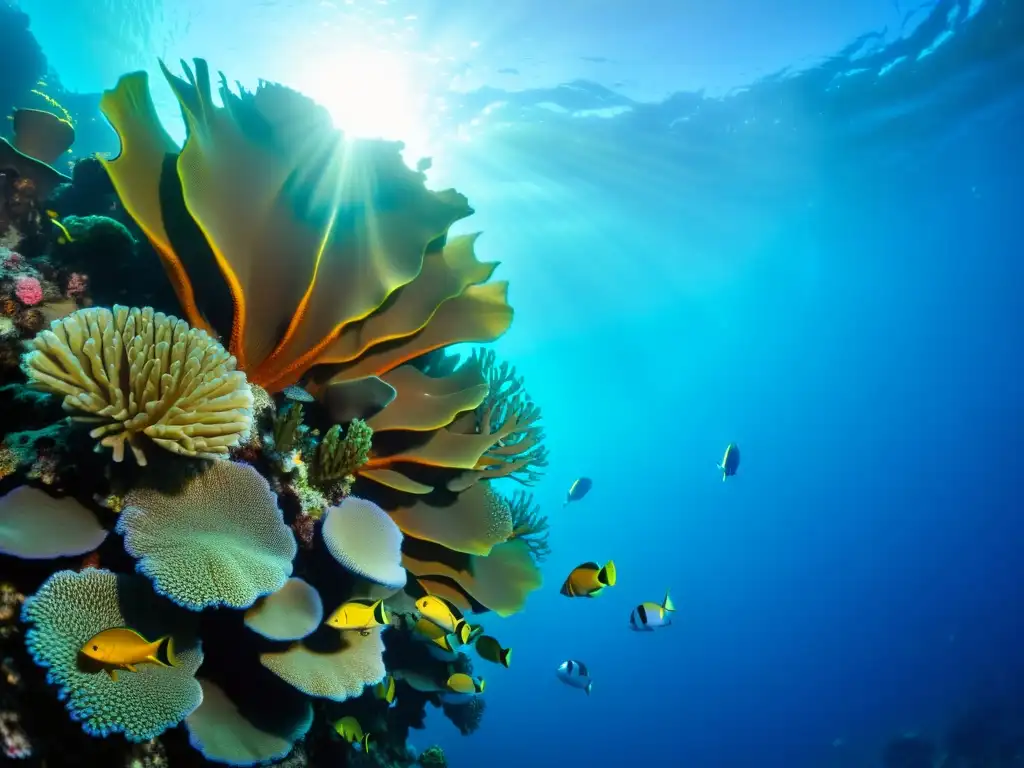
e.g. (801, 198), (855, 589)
(272, 402), (304, 454)
(20, 569), (203, 741)
(21, 305), (253, 465)
(505, 490), (550, 562)
(117, 461), (296, 610)
(315, 419), (372, 484)
(447, 348), (548, 491)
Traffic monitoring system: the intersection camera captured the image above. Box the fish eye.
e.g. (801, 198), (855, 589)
(92, 645), (98, 651)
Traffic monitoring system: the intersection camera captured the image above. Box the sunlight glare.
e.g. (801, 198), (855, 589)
(292, 47), (432, 163)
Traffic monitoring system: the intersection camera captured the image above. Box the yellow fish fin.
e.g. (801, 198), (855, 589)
(124, 663), (138, 672)
(108, 669), (119, 682)
(501, 647), (512, 668)
(662, 591), (676, 612)
(362, 733), (372, 753)
(455, 620), (470, 645)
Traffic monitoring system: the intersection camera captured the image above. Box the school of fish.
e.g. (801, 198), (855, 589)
(76, 445), (739, 735)
(554, 444), (740, 694)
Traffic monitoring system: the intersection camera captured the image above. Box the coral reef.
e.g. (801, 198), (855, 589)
(0, 54), (552, 767)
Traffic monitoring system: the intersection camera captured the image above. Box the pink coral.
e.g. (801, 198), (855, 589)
(13, 276), (42, 307)
(66, 272), (88, 298)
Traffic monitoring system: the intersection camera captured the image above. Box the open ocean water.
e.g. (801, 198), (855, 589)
(2, 0), (1023, 766)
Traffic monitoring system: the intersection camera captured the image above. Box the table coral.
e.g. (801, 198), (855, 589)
(322, 496), (406, 590)
(0, 485), (107, 559)
(260, 627), (386, 702)
(117, 460), (296, 610)
(387, 482), (512, 557)
(21, 305), (253, 465)
(244, 577), (324, 642)
(20, 569), (203, 741)
(185, 678), (313, 767)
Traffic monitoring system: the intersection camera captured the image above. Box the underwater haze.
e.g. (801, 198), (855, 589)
(5, 0), (1024, 766)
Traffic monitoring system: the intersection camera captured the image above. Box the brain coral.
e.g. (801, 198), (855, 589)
(117, 461), (296, 610)
(20, 569), (203, 741)
(0, 486), (107, 558)
(322, 496), (407, 590)
(21, 305), (253, 465)
(244, 578), (323, 641)
(185, 677), (313, 767)
(260, 628), (386, 701)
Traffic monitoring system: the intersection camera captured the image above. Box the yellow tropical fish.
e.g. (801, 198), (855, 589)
(79, 627), (178, 682)
(416, 595), (469, 642)
(373, 675), (396, 705)
(560, 560), (616, 598)
(412, 618), (461, 652)
(49, 216), (73, 244)
(446, 672), (485, 695)
(333, 716), (372, 752)
(325, 598), (388, 634)
(474, 635), (512, 668)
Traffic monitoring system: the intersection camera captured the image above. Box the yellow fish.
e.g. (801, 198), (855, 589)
(412, 618), (461, 652)
(560, 560), (616, 598)
(373, 675), (396, 705)
(325, 598), (388, 634)
(474, 635), (511, 668)
(79, 627), (178, 682)
(333, 716), (372, 752)
(416, 595), (470, 642)
(49, 216), (73, 244)
(446, 672), (485, 695)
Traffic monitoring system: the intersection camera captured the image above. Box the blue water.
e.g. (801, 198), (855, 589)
(11, 0), (1024, 765)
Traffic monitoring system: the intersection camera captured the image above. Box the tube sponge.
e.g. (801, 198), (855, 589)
(19, 569), (203, 741)
(117, 461), (297, 610)
(21, 305), (253, 465)
(185, 678), (313, 767)
(244, 578), (323, 642)
(260, 628), (386, 701)
(0, 486), (107, 558)
(322, 496), (406, 590)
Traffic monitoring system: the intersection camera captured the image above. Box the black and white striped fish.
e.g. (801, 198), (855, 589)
(556, 659), (593, 695)
(629, 590), (675, 631)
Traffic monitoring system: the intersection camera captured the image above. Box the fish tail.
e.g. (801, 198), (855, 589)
(455, 619), (469, 644)
(662, 591), (676, 612)
(599, 560), (617, 587)
(585, 680), (592, 696)
(476, 678), (486, 693)
(361, 734), (372, 753)
(372, 600), (388, 626)
(500, 647), (512, 668)
(151, 635), (177, 667)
